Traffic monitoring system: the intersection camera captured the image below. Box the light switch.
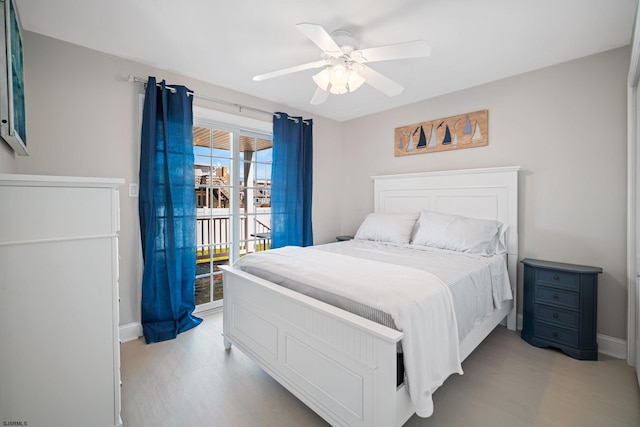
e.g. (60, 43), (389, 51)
(129, 183), (139, 197)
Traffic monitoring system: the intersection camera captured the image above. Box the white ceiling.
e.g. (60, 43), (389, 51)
(15, 0), (638, 122)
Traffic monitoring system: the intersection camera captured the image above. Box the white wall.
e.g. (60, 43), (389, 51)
(340, 47), (630, 340)
(0, 134), (16, 172)
(14, 29), (631, 342)
(17, 31), (343, 328)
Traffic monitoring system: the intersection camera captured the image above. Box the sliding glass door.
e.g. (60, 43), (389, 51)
(192, 121), (272, 312)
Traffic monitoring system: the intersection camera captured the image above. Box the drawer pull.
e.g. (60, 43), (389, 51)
(553, 293), (559, 299)
(553, 313), (559, 319)
(553, 275), (559, 280)
(552, 332), (559, 338)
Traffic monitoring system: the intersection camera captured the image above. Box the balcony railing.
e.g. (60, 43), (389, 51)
(196, 215), (271, 264)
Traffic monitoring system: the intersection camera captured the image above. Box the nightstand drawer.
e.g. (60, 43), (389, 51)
(534, 304), (578, 329)
(535, 285), (579, 309)
(535, 322), (579, 347)
(536, 269), (578, 290)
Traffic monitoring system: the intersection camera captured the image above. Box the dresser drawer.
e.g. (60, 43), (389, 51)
(535, 322), (579, 347)
(535, 285), (579, 309)
(536, 268), (578, 290)
(534, 304), (578, 329)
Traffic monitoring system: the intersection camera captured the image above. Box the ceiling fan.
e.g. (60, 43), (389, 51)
(253, 23), (432, 105)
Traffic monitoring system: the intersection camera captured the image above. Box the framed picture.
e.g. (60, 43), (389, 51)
(0, 0), (26, 155)
(394, 110), (488, 157)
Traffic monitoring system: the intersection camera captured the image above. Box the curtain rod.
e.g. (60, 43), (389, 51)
(128, 75), (278, 118)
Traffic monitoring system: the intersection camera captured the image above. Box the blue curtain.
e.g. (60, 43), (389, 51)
(271, 112), (313, 248)
(139, 76), (202, 344)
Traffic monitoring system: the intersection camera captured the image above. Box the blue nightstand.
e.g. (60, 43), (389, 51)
(521, 258), (602, 360)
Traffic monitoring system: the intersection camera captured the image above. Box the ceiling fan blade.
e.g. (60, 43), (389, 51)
(296, 22), (341, 56)
(351, 40), (432, 63)
(310, 87), (329, 105)
(358, 65), (404, 97)
(253, 60), (327, 81)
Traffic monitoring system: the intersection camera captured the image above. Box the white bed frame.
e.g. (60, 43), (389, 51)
(221, 166), (520, 426)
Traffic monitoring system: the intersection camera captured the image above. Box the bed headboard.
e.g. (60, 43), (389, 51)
(372, 166), (520, 328)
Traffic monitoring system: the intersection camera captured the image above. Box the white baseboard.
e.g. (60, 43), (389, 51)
(194, 305), (223, 317)
(119, 322), (142, 343)
(517, 313), (523, 330)
(117, 310), (219, 343)
(515, 314), (627, 359)
(598, 334), (628, 359)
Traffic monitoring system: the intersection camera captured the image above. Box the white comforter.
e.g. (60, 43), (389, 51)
(317, 240), (513, 340)
(234, 245), (463, 417)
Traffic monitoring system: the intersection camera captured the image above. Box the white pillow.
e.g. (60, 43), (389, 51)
(354, 212), (418, 245)
(412, 210), (506, 255)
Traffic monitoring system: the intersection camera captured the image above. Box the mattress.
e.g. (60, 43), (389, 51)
(237, 240), (512, 340)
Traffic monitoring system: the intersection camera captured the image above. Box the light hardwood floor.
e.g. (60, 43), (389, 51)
(121, 311), (640, 427)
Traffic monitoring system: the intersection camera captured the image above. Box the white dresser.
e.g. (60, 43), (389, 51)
(0, 174), (124, 427)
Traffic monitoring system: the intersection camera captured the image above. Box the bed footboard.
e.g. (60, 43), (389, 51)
(221, 266), (405, 427)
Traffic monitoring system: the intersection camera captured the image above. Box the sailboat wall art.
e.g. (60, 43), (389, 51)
(394, 110), (488, 157)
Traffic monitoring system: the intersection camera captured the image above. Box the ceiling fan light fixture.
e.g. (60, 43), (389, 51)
(329, 83), (348, 95)
(312, 68), (331, 91)
(314, 63), (364, 95)
(329, 64), (348, 87)
(316, 63), (366, 95)
(347, 70), (365, 92)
